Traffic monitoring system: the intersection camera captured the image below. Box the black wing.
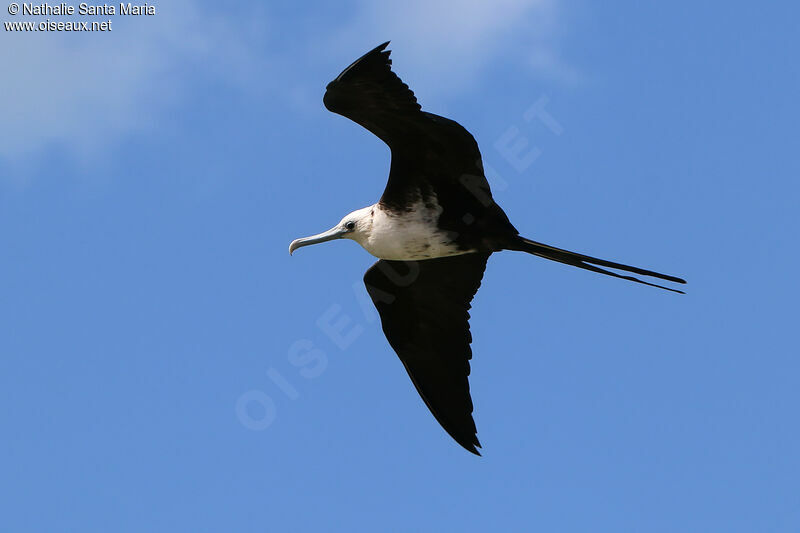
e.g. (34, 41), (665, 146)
(323, 41), (421, 146)
(363, 253), (491, 455)
(324, 42), (517, 250)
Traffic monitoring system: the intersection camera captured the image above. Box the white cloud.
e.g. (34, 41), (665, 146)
(326, 0), (576, 93)
(0, 0), (575, 167)
(0, 0), (267, 161)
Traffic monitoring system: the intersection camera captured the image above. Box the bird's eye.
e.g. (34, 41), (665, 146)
(345, 221), (356, 231)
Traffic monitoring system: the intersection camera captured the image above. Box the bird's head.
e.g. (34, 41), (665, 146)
(289, 206), (373, 255)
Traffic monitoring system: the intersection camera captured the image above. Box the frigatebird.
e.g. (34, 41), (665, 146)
(289, 42), (685, 455)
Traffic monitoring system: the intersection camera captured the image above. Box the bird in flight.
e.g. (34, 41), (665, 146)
(290, 42), (685, 455)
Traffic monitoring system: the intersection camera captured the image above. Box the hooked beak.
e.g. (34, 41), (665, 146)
(289, 226), (347, 255)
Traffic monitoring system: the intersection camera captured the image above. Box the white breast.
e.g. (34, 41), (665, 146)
(358, 201), (473, 260)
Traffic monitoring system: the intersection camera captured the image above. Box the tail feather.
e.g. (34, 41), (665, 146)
(510, 237), (686, 294)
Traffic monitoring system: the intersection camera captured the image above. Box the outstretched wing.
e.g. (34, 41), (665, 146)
(363, 253), (491, 455)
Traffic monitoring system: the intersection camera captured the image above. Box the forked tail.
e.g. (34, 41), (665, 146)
(508, 236), (686, 294)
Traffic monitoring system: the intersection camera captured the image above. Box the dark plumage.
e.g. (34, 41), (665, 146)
(364, 254), (490, 454)
(290, 42), (686, 454)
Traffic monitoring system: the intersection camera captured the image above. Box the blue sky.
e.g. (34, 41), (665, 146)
(2, 1), (799, 531)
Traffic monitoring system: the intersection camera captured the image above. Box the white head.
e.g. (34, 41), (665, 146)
(289, 205), (373, 255)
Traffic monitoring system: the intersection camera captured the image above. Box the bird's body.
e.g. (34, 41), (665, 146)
(354, 201), (471, 260)
(290, 42), (685, 455)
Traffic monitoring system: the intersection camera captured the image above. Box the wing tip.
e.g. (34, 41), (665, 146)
(458, 434), (482, 456)
(366, 40), (391, 60)
(464, 440), (482, 456)
(331, 40), (393, 83)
